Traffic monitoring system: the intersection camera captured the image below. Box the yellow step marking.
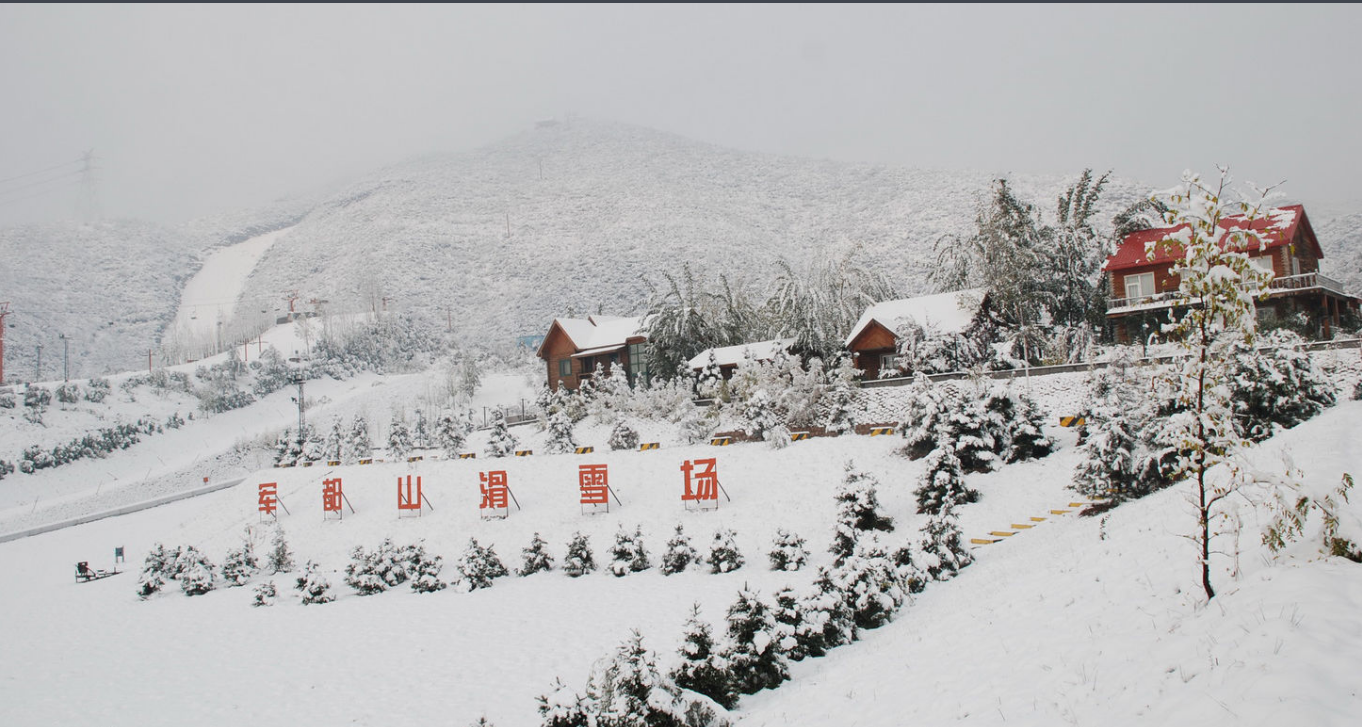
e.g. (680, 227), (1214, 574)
(989, 531), (1016, 538)
(1010, 523), (1034, 530)
(1050, 509), (1071, 515)
(1030, 516), (1047, 522)
(970, 538), (1000, 545)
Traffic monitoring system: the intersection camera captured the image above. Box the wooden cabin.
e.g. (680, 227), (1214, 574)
(687, 338), (798, 380)
(535, 315), (648, 391)
(844, 289), (989, 380)
(1104, 204), (1360, 343)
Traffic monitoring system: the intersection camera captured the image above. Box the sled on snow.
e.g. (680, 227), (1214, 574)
(75, 561), (121, 583)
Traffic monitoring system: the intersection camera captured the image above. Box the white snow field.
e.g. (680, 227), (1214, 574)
(166, 225), (295, 352)
(2, 392), (1360, 727)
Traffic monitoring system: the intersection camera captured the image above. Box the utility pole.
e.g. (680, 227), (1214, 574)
(59, 333), (68, 381)
(292, 373), (307, 449)
(35, 345), (42, 381)
(77, 149), (98, 222)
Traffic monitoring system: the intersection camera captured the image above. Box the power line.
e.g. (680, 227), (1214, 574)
(0, 179), (83, 208)
(0, 169), (84, 198)
(0, 158), (83, 185)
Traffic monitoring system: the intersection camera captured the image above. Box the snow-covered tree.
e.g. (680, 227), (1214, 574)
(1072, 398), (1143, 502)
(519, 532), (555, 576)
(411, 408), (431, 451)
(919, 500), (973, 582)
(771, 586), (817, 661)
(589, 630), (700, 727)
(484, 410), (519, 458)
(766, 252), (897, 362)
(1149, 168), (1278, 601)
(435, 409), (469, 458)
(536, 677), (591, 727)
(897, 373), (957, 459)
(890, 540), (927, 595)
(767, 529), (808, 572)
(722, 588), (789, 695)
(387, 413), (413, 462)
(915, 440), (978, 515)
(707, 528), (744, 574)
(820, 354), (861, 434)
(175, 546), (216, 596)
(563, 533), (596, 577)
(1228, 329), (1336, 441)
(660, 525), (699, 575)
(830, 462), (895, 563)
(409, 544), (446, 593)
(220, 528), (261, 587)
(266, 525), (295, 574)
(798, 566), (856, 653)
(252, 580), (277, 607)
(322, 419), (344, 462)
(608, 420), (640, 451)
(455, 538), (508, 591)
(832, 537), (905, 630)
(345, 538), (412, 595)
(344, 414), (372, 463)
(543, 408), (578, 455)
(608, 526), (652, 577)
(295, 560), (335, 605)
(670, 604), (737, 709)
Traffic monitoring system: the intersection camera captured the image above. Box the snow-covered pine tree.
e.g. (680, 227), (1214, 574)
(323, 419), (344, 463)
(519, 532), (555, 576)
(696, 351), (725, 401)
(983, 387), (1054, 464)
(722, 588), (790, 695)
(136, 543), (175, 598)
(220, 528), (261, 587)
(536, 677), (591, 727)
(252, 580), (277, 607)
(412, 408), (431, 451)
(266, 525), (295, 574)
(1228, 329), (1336, 441)
(609, 527), (640, 577)
(919, 500), (974, 582)
(608, 420), (640, 451)
(484, 410), (519, 458)
(628, 525), (651, 572)
(898, 373), (956, 460)
(435, 409), (467, 459)
(914, 440), (979, 515)
(409, 545), (446, 593)
(1072, 395), (1142, 502)
(591, 630), (696, 727)
(767, 529), (809, 572)
(1149, 168), (1278, 601)
(660, 525), (699, 575)
(301, 424), (325, 463)
(799, 567), (856, 651)
(345, 540), (404, 594)
(707, 528), (745, 574)
(563, 533), (596, 577)
(177, 546), (216, 596)
(543, 408), (578, 455)
(273, 427), (293, 466)
(387, 413), (413, 462)
(345, 414), (372, 463)
(670, 604), (738, 709)
(830, 462), (895, 563)
(832, 537), (905, 630)
(771, 586), (819, 661)
(820, 354), (860, 434)
(890, 540), (927, 595)
(456, 537), (508, 591)
(295, 560), (335, 605)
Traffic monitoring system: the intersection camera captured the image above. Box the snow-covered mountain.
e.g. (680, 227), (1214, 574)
(4, 119), (1361, 381)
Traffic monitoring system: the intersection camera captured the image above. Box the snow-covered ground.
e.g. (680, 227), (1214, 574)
(2, 385), (1359, 726)
(167, 225), (294, 349)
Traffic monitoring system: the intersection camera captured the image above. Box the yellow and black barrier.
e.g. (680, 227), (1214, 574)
(358, 458), (373, 465)
(639, 442), (660, 451)
(790, 431), (811, 442)
(868, 426), (896, 436)
(515, 450), (533, 457)
(407, 456), (424, 463)
(575, 446), (594, 454)
(1059, 416), (1086, 428)
(458, 452), (476, 460)
(709, 436), (732, 447)
(326, 460), (341, 467)
(300, 461), (313, 468)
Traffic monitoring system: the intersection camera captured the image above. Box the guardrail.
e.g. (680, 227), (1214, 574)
(0, 476), (247, 544)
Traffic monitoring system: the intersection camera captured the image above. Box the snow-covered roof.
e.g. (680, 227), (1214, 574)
(844, 289), (987, 347)
(536, 314), (647, 357)
(1106, 204), (1320, 273)
(687, 338), (797, 370)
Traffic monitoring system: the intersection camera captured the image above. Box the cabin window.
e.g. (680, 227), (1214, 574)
(880, 353), (899, 373)
(1124, 272), (1155, 302)
(1250, 256), (1275, 276)
(581, 357), (595, 374)
(558, 359), (571, 377)
(627, 343), (650, 385)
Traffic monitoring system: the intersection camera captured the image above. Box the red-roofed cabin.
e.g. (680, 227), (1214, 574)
(1104, 204), (1359, 343)
(535, 315), (649, 391)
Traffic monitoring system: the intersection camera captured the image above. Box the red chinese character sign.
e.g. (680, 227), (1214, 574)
(398, 475), (431, 517)
(323, 477), (354, 520)
(258, 482), (278, 517)
(479, 470), (520, 519)
(579, 463), (620, 514)
(681, 459), (729, 510)
(257, 482), (290, 520)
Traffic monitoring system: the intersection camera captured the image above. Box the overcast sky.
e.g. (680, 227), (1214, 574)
(2, 4), (1360, 227)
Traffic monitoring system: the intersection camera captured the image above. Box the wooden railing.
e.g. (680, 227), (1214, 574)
(1108, 272), (1352, 312)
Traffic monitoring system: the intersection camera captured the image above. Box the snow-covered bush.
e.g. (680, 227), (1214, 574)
(830, 462), (894, 563)
(345, 415), (372, 463)
(722, 588), (789, 695)
(455, 538), (508, 591)
(295, 561), (335, 605)
(771, 587), (813, 661)
(345, 538), (412, 594)
(670, 604), (737, 709)
(266, 526), (295, 574)
(608, 526), (651, 577)
(899, 377), (1052, 472)
(799, 567), (856, 652)
(1228, 330), (1336, 441)
(767, 529), (808, 572)
(0, 390), (15, 408)
(607, 420), (640, 451)
(918, 501), (973, 582)
(435, 409), (469, 459)
(23, 384), (51, 408)
(536, 677), (591, 727)
(707, 528), (745, 574)
(220, 529), (262, 587)
(562, 533), (596, 577)
(84, 377), (110, 403)
(543, 409), (578, 455)
(136, 543), (178, 598)
(55, 382), (80, 404)
(519, 532), (555, 576)
(177, 547), (217, 596)
(585, 630), (711, 727)
(386, 413), (413, 462)
(409, 545), (446, 593)
(252, 581), (277, 607)
(915, 441), (979, 515)
(831, 537), (904, 630)
(660, 524), (699, 575)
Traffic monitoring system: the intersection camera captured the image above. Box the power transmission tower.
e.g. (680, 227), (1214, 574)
(0, 303), (9, 385)
(77, 149), (99, 222)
